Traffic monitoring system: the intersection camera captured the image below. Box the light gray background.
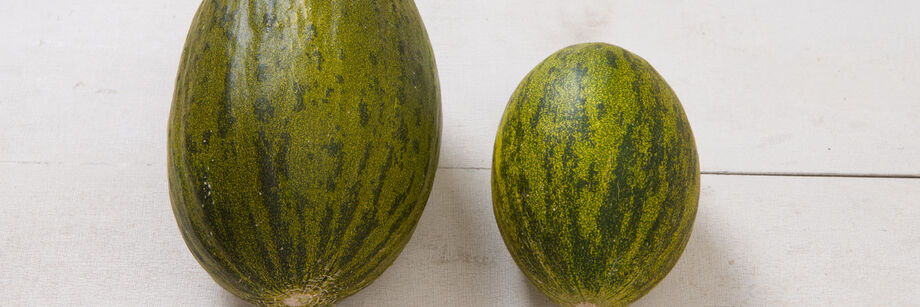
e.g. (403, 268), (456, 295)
(2, 0), (919, 306)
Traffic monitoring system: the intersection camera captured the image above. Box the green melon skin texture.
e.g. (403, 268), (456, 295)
(492, 43), (699, 307)
(167, 1), (440, 306)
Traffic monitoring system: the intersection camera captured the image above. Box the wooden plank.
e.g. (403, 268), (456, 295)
(637, 174), (920, 306)
(2, 1), (919, 176)
(0, 1), (194, 165)
(351, 171), (920, 306)
(418, 0), (920, 175)
(2, 165), (918, 305)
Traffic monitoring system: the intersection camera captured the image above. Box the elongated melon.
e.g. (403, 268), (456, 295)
(167, 1), (441, 305)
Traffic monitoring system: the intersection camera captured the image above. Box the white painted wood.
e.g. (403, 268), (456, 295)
(1, 1), (919, 175)
(0, 0), (189, 166)
(2, 1), (920, 306)
(419, 0), (920, 175)
(2, 165), (918, 306)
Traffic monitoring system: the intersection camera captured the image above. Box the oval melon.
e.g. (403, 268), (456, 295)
(491, 43), (699, 307)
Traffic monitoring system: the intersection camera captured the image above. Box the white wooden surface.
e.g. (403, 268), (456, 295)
(1, 0), (919, 306)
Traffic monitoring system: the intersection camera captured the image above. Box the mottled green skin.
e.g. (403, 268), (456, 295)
(492, 43), (699, 307)
(167, 1), (440, 306)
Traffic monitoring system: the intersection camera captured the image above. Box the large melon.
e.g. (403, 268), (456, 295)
(491, 43), (699, 307)
(167, 1), (441, 305)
